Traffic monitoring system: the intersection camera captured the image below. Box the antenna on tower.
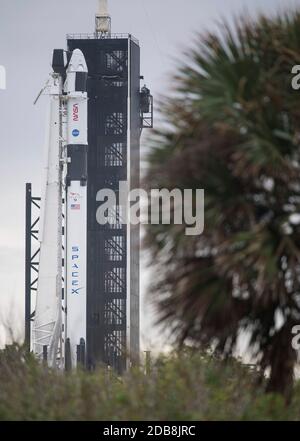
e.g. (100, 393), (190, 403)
(95, 0), (111, 37)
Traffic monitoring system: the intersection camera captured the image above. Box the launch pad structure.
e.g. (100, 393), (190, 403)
(25, 1), (153, 373)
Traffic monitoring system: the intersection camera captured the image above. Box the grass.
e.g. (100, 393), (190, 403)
(0, 344), (299, 421)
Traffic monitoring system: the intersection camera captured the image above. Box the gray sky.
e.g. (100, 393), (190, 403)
(0, 0), (299, 348)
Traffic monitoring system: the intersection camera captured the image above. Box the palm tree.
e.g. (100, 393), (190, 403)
(145, 10), (300, 396)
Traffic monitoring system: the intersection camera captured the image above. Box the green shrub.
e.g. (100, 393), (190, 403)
(1, 344), (300, 420)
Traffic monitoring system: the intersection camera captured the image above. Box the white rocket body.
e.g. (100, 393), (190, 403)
(33, 49), (88, 370)
(65, 49), (88, 368)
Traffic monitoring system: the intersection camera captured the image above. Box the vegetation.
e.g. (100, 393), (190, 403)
(2, 344), (300, 421)
(145, 9), (300, 397)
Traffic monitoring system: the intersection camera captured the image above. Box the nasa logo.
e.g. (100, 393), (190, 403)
(73, 104), (79, 121)
(72, 129), (80, 137)
(70, 192), (81, 202)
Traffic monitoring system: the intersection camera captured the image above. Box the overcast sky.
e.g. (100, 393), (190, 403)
(0, 0), (299, 349)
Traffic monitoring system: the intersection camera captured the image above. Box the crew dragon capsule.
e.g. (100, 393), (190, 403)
(33, 48), (88, 369)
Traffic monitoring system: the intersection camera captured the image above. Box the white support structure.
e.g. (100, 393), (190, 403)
(33, 73), (63, 367)
(96, 0), (111, 35)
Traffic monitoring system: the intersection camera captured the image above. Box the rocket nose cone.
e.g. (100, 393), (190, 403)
(67, 49), (88, 73)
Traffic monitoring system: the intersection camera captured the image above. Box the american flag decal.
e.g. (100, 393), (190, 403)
(71, 204), (80, 210)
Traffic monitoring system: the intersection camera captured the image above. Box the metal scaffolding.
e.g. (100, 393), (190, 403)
(25, 183), (41, 351)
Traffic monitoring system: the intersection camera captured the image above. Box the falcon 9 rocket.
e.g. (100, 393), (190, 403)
(33, 49), (88, 369)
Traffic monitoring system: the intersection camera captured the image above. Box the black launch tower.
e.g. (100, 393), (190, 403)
(67, 32), (152, 372)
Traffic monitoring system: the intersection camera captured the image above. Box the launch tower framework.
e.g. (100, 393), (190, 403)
(25, 33), (153, 373)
